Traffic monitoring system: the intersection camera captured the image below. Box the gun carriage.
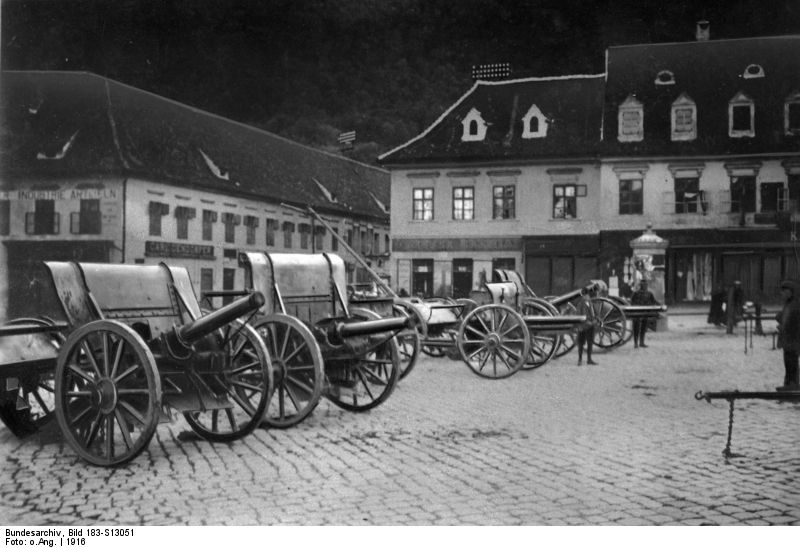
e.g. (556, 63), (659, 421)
(232, 252), (411, 428)
(0, 262), (274, 467)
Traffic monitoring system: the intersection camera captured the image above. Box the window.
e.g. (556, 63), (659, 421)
(221, 212), (240, 243)
(0, 200), (8, 235)
(743, 64), (764, 79)
(553, 185), (577, 219)
(452, 186), (474, 220)
(461, 108), (487, 142)
(244, 215), (259, 245)
(331, 228), (339, 251)
(671, 94), (696, 141)
(148, 201), (168, 236)
(282, 221), (294, 248)
(785, 93), (800, 135)
(360, 229), (368, 255)
(373, 232), (380, 254)
(346, 229), (353, 247)
(265, 219), (278, 247)
(492, 185), (515, 219)
(299, 224), (310, 249)
(175, 206), (196, 240)
(200, 268), (214, 300)
(314, 226), (325, 250)
(674, 177), (700, 214)
(202, 210), (217, 241)
(729, 93), (754, 138)
(26, 199), (59, 235)
(618, 95), (643, 142)
(70, 199), (101, 234)
(384, 234), (390, 254)
(522, 105), (548, 138)
(730, 176), (756, 213)
(619, 179), (643, 215)
(789, 174), (800, 210)
(413, 188), (434, 221)
(760, 182), (784, 212)
(655, 70), (675, 86)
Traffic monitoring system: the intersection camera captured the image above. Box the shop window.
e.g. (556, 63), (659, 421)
(492, 185), (515, 219)
(619, 179), (643, 215)
(413, 188), (434, 221)
(202, 210), (217, 241)
(148, 201), (169, 237)
(553, 185), (577, 219)
(452, 186), (474, 220)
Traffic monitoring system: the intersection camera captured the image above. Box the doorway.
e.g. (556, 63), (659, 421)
(452, 258), (473, 299)
(411, 259), (433, 298)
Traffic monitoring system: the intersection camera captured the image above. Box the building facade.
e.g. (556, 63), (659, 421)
(0, 71), (390, 321)
(380, 31), (800, 305)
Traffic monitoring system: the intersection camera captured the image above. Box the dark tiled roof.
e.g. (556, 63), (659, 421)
(378, 75), (605, 166)
(602, 36), (800, 157)
(0, 71), (389, 222)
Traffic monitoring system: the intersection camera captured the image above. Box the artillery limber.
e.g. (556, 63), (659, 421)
(233, 252), (410, 428)
(0, 317), (66, 437)
(2, 262), (274, 467)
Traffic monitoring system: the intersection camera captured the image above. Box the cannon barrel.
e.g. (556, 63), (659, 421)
(177, 291), (265, 345)
(547, 282), (601, 307)
(0, 322), (68, 337)
(328, 316), (410, 345)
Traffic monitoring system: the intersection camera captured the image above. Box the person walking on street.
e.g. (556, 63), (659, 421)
(776, 279), (800, 390)
(631, 279), (660, 348)
(576, 285), (598, 365)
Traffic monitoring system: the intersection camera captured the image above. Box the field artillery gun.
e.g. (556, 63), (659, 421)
(233, 252), (411, 428)
(1, 262), (274, 466)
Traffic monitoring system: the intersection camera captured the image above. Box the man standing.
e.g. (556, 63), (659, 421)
(776, 280), (800, 390)
(576, 285), (598, 365)
(631, 279), (659, 348)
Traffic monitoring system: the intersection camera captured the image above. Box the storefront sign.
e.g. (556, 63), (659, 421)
(393, 237), (521, 252)
(145, 241), (215, 260)
(0, 188), (119, 201)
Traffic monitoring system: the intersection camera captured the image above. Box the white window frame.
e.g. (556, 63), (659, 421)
(522, 104), (548, 139)
(671, 93), (697, 141)
(729, 92), (755, 138)
(461, 107), (488, 142)
(618, 95), (643, 142)
(785, 92), (800, 136)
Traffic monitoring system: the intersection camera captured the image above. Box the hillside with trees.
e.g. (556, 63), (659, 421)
(2, 0), (799, 164)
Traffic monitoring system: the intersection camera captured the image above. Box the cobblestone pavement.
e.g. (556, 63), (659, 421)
(1, 315), (798, 526)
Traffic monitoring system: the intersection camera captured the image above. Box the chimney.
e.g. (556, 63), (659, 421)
(696, 20), (710, 41)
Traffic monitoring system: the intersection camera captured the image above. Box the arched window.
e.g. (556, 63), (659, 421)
(522, 104), (547, 138)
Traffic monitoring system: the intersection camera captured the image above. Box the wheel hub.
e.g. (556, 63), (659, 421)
(274, 359), (287, 383)
(93, 378), (118, 415)
(485, 332), (501, 350)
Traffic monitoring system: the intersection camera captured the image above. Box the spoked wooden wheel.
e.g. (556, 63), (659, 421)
(606, 296), (634, 346)
(325, 308), (400, 412)
(252, 314), (324, 428)
(457, 304), (529, 379)
(0, 317), (63, 437)
(520, 301), (559, 370)
(392, 305), (421, 380)
(554, 302), (578, 358)
(184, 321), (272, 441)
(592, 297), (628, 348)
(54, 320), (160, 467)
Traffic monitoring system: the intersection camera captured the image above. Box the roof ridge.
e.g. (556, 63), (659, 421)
(476, 74), (606, 85)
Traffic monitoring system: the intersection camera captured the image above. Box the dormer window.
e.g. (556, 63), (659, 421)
(618, 95), (643, 142)
(785, 92), (800, 135)
(461, 108), (488, 142)
(522, 104), (548, 138)
(729, 92), (755, 138)
(671, 93), (697, 141)
(742, 64), (765, 79)
(655, 70), (675, 86)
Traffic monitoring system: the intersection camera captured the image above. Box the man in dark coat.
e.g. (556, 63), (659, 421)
(576, 285), (598, 365)
(631, 279), (659, 348)
(776, 279), (800, 389)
